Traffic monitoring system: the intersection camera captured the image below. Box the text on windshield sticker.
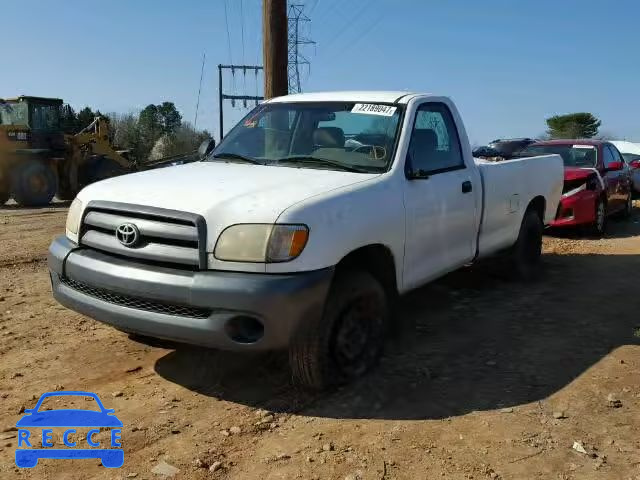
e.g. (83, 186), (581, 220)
(351, 104), (397, 116)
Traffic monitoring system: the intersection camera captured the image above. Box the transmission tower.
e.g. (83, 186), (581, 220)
(287, 3), (315, 94)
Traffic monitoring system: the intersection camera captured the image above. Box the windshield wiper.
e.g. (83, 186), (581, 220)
(275, 156), (368, 173)
(210, 152), (264, 165)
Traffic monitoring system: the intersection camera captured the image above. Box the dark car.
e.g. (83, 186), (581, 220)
(472, 145), (502, 159)
(520, 140), (633, 235)
(488, 138), (537, 159)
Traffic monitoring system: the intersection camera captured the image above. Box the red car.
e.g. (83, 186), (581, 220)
(520, 140), (633, 234)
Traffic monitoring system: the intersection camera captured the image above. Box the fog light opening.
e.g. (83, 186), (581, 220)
(225, 316), (264, 344)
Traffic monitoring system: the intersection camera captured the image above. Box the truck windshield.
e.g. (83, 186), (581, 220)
(0, 102), (28, 126)
(211, 102), (403, 173)
(521, 144), (597, 168)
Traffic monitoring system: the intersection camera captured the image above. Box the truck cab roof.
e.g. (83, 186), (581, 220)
(3, 96), (63, 105)
(266, 91), (427, 104)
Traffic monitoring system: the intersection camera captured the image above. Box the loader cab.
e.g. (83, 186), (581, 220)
(0, 96), (65, 150)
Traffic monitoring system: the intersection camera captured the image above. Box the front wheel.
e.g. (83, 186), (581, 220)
(11, 159), (58, 207)
(289, 270), (387, 390)
(510, 209), (543, 281)
(590, 198), (607, 237)
(0, 167), (9, 205)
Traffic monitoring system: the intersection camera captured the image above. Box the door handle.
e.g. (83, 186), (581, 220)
(462, 181), (472, 193)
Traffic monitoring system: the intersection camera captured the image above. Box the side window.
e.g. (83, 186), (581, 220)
(602, 146), (616, 168)
(407, 103), (464, 174)
(608, 145), (624, 163)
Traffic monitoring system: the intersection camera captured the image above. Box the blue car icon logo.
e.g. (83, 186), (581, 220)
(15, 391), (123, 468)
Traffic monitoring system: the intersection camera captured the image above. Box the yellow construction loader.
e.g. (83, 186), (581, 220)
(0, 96), (133, 206)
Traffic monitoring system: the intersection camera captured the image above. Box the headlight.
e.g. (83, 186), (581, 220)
(562, 183), (586, 198)
(65, 198), (83, 235)
(214, 224), (309, 263)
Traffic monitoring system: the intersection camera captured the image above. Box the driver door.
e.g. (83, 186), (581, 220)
(402, 102), (478, 290)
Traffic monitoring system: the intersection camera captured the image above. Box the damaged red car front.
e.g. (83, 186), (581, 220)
(520, 140), (633, 235)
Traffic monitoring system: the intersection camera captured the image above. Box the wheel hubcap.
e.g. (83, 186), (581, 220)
(332, 296), (382, 377)
(29, 174), (46, 194)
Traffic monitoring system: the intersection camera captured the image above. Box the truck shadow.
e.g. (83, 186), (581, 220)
(154, 251), (640, 420)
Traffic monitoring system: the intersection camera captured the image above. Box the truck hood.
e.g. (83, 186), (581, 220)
(563, 166), (598, 181)
(78, 161), (377, 247)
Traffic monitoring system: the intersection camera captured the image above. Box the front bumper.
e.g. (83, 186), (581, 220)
(550, 190), (599, 228)
(48, 235), (333, 351)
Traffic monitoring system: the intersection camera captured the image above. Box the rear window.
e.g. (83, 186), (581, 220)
(521, 144), (597, 167)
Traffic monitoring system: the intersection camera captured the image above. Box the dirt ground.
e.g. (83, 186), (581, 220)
(1, 203), (639, 480)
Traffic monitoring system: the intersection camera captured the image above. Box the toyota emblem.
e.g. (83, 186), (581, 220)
(115, 223), (140, 248)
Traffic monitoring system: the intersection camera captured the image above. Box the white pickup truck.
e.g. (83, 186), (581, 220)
(49, 91), (563, 389)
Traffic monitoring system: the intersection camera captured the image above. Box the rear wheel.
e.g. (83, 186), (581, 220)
(289, 270), (387, 390)
(510, 209), (543, 281)
(11, 159), (58, 207)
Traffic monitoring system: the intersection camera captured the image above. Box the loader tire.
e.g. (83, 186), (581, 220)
(289, 270), (387, 390)
(0, 169), (9, 205)
(81, 156), (128, 186)
(11, 159), (58, 207)
(56, 184), (77, 201)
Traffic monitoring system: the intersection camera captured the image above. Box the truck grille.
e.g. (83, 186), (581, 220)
(60, 276), (212, 319)
(79, 201), (207, 269)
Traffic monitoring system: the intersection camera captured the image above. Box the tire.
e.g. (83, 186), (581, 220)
(11, 159), (58, 207)
(590, 198), (607, 237)
(510, 209), (543, 281)
(0, 174), (9, 205)
(289, 270), (388, 390)
(56, 183), (77, 201)
(80, 156), (127, 186)
(622, 193), (633, 219)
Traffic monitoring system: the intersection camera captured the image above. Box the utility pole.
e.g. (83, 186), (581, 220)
(217, 64), (263, 141)
(263, 0), (288, 99)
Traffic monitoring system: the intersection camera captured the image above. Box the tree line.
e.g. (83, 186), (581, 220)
(61, 102), (212, 163)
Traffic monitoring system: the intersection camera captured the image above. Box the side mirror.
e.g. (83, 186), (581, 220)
(198, 139), (216, 159)
(406, 168), (430, 180)
(629, 159), (640, 169)
(606, 161), (624, 172)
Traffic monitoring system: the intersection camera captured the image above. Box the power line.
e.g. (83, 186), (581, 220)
(309, 0), (320, 15)
(240, 0), (247, 95)
(240, 0), (246, 62)
(194, 52), (206, 128)
(223, 0), (233, 65)
(334, 0), (385, 57)
(321, 0), (370, 53)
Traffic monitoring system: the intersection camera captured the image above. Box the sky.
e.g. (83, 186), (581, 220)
(2, 0), (639, 145)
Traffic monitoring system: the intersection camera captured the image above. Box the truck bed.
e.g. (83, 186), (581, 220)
(475, 154), (563, 258)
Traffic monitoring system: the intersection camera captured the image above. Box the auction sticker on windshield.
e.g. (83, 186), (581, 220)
(351, 103), (397, 116)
